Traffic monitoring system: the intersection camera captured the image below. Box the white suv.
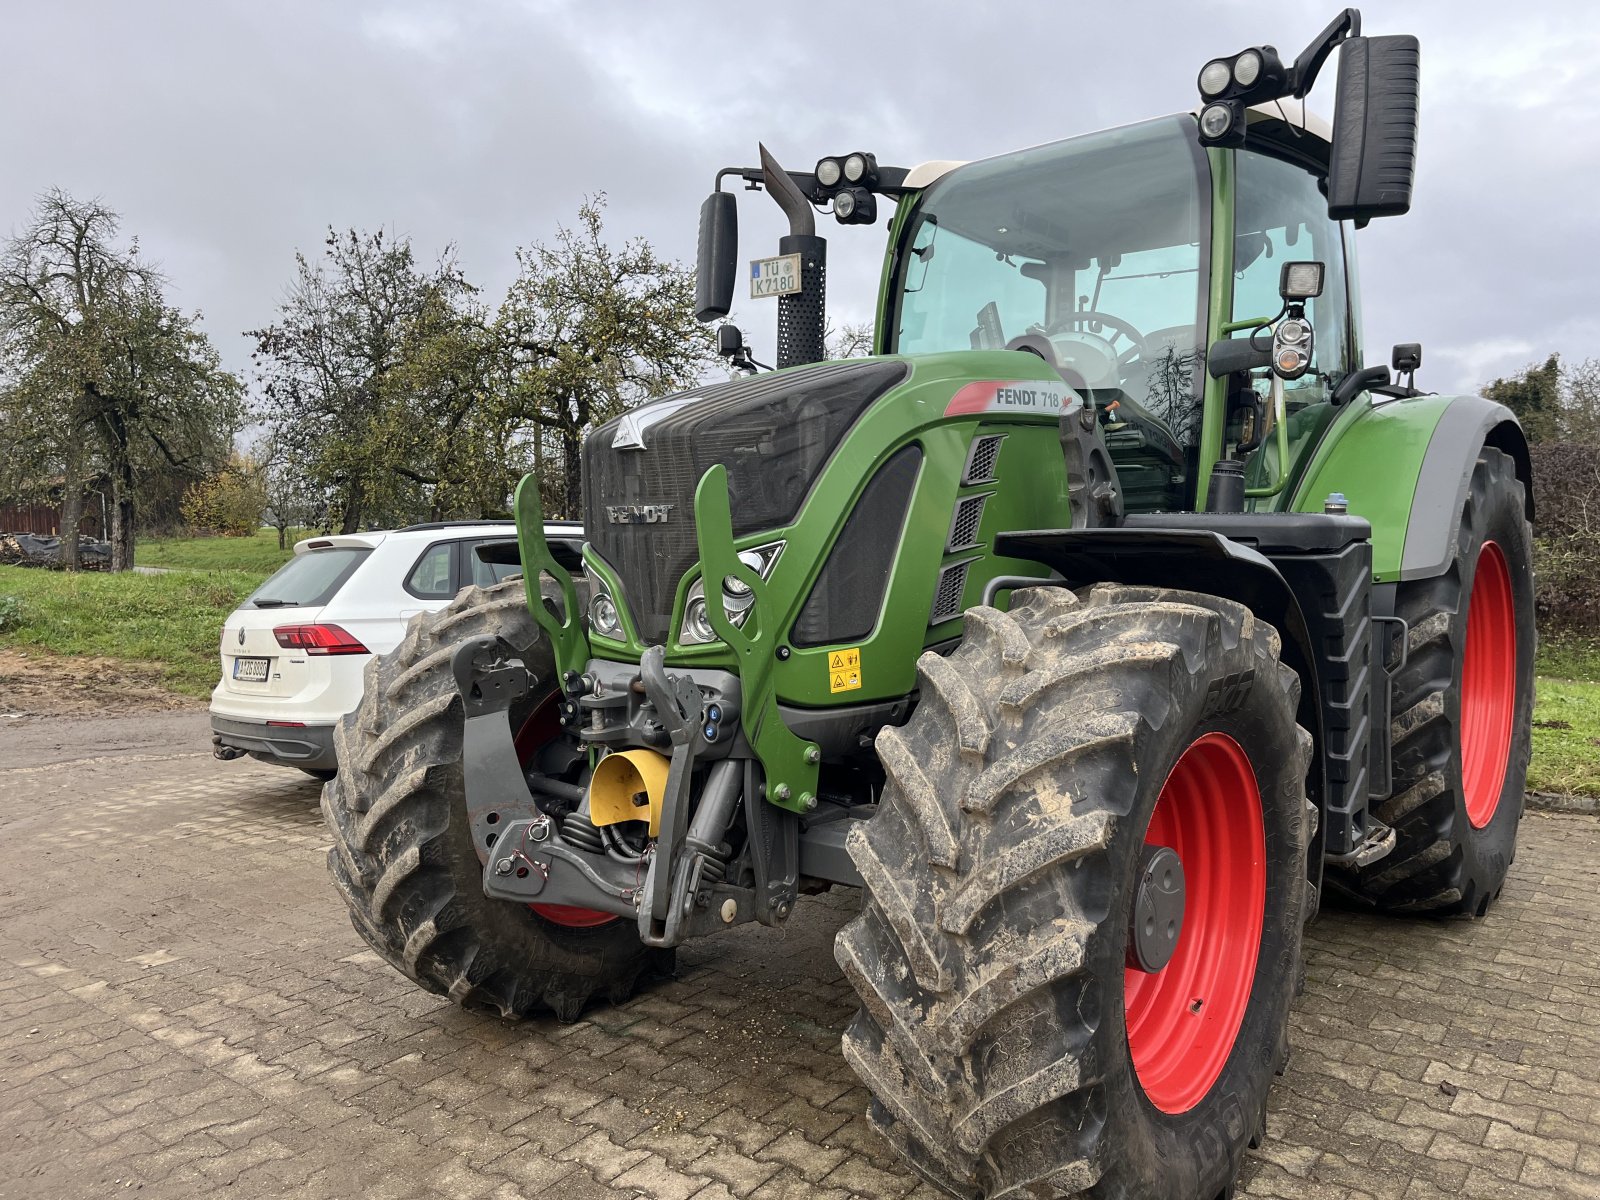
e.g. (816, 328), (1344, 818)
(210, 520), (582, 777)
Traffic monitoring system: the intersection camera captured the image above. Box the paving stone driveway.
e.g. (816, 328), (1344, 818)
(2, 713), (1598, 1200)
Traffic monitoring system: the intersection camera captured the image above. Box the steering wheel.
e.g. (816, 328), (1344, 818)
(1052, 310), (1149, 366)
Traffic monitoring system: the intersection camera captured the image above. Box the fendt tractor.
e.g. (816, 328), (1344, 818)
(323, 10), (1535, 1198)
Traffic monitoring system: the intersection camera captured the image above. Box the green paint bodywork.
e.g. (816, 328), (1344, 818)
(565, 350), (1069, 705)
(509, 121), (1483, 801)
(1287, 391), (1458, 580)
(1195, 147), (1235, 509)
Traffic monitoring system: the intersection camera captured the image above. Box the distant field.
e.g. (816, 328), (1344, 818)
(0, 564), (260, 697)
(1, 543), (1598, 795)
(136, 527), (313, 573)
(1530, 635), (1600, 797)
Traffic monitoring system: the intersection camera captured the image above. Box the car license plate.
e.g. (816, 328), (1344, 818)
(750, 253), (801, 299)
(233, 656), (270, 682)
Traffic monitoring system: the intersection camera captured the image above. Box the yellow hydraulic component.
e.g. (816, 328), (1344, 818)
(586, 749), (670, 836)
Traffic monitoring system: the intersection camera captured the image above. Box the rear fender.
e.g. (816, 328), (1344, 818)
(1399, 399), (1532, 578)
(1290, 394), (1530, 581)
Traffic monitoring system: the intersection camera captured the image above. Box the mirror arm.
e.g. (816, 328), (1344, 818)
(1289, 6), (1361, 97)
(1332, 363), (1390, 406)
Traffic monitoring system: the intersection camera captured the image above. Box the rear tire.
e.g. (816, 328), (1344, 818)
(1327, 447), (1535, 917)
(837, 585), (1312, 1199)
(322, 580), (671, 1021)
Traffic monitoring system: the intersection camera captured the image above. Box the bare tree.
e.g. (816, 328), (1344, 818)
(0, 190), (240, 569)
(826, 321), (876, 359)
(249, 229), (477, 532)
(496, 196), (716, 516)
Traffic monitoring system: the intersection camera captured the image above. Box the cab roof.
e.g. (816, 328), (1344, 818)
(902, 103), (1332, 190)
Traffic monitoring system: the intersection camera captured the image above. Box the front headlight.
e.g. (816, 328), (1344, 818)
(679, 542), (784, 645)
(585, 564), (626, 640)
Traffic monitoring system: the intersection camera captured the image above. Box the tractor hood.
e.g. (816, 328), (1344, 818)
(582, 359), (910, 643)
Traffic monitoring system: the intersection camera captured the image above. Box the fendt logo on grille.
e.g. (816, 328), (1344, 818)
(606, 503), (675, 525)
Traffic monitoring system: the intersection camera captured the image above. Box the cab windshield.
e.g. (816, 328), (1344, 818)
(891, 116), (1209, 509)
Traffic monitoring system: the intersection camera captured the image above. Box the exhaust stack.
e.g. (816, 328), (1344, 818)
(759, 144), (827, 369)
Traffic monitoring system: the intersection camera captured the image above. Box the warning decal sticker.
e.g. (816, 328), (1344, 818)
(828, 647), (863, 694)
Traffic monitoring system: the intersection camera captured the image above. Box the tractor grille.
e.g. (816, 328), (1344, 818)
(583, 360), (909, 642)
(962, 434), (1005, 485)
(931, 558), (976, 626)
(947, 493), (990, 552)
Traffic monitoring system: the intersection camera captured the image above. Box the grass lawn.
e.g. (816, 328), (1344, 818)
(0, 564), (260, 697)
(135, 527), (313, 573)
(2, 542), (1599, 795)
(1530, 635), (1600, 797)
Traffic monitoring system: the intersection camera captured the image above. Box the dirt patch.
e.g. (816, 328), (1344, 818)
(0, 648), (202, 717)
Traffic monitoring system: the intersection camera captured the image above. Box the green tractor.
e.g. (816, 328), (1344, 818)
(323, 9), (1535, 1197)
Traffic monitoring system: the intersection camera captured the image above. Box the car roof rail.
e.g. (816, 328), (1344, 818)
(396, 519), (515, 532)
(395, 518), (584, 533)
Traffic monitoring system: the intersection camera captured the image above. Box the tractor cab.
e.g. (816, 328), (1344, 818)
(887, 105), (1357, 515)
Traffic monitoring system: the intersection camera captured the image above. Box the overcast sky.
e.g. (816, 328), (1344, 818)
(3, 1), (1594, 399)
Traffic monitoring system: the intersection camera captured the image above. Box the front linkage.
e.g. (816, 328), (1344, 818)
(453, 470), (814, 949)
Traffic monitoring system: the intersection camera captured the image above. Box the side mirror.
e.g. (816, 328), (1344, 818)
(1328, 34), (1421, 221)
(694, 192), (738, 322)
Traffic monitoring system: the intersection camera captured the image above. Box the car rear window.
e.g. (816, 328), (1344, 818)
(247, 547), (371, 609)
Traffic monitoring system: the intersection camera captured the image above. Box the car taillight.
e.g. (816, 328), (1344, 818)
(272, 623), (369, 656)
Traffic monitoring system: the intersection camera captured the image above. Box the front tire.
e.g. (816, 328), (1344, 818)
(837, 585), (1312, 1199)
(1327, 447), (1535, 916)
(322, 581), (670, 1021)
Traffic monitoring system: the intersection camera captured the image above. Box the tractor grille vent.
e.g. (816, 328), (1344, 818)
(792, 445), (922, 648)
(962, 434), (1005, 485)
(582, 360), (909, 642)
(931, 558), (975, 626)
(947, 493), (990, 552)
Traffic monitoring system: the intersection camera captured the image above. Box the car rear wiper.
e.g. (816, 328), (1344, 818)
(252, 598), (292, 608)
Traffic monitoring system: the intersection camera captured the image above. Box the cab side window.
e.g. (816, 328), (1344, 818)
(1233, 151), (1353, 407)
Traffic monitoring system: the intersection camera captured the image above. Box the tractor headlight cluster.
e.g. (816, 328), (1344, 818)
(678, 542), (784, 645)
(1195, 43), (1287, 147)
(814, 152), (880, 225)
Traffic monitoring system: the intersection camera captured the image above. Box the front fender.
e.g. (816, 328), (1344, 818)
(995, 526), (1330, 884)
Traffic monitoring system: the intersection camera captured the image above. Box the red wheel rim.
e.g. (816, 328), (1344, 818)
(513, 699), (619, 929)
(1124, 732), (1266, 1115)
(1461, 540), (1516, 829)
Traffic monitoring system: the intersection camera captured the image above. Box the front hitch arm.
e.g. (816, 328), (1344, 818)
(693, 464), (820, 815)
(512, 473), (590, 687)
(451, 635), (536, 866)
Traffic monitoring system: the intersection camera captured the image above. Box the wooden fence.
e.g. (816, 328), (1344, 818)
(0, 502), (106, 539)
